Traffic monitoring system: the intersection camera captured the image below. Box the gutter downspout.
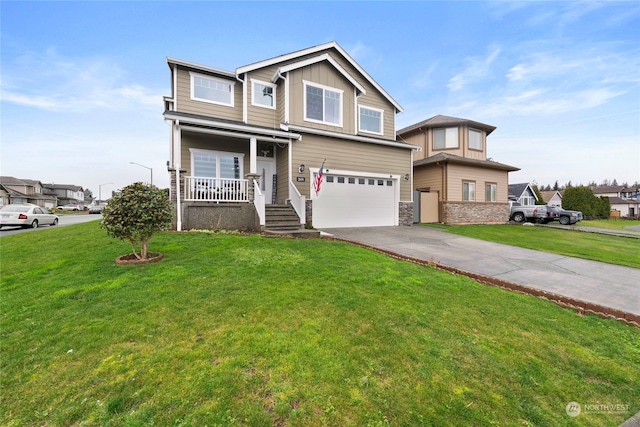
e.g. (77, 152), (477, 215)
(437, 161), (446, 223)
(237, 73), (247, 123)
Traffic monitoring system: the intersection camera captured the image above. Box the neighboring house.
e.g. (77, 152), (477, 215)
(539, 190), (563, 207)
(0, 176), (57, 207)
(592, 185), (640, 218)
(508, 183), (540, 206)
(397, 115), (519, 224)
(164, 42), (416, 231)
(43, 184), (85, 206)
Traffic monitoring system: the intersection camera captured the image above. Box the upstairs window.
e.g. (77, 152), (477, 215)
(359, 105), (383, 135)
(434, 128), (458, 149)
(469, 129), (483, 150)
(252, 79), (276, 109)
(190, 72), (234, 107)
(304, 81), (342, 126)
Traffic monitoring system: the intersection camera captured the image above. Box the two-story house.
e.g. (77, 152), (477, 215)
(592, 185), (640, 218)
(397, 115), (519, 224)
(164, 42), (416, 231)
(43, 184), (85, 207)
(0, 176), (57, 208)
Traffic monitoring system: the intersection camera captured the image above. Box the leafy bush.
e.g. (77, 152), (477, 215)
(101, 182), (173, 259)
(563, 186), (610, 219)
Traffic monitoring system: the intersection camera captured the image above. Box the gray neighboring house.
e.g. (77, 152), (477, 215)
(43, 184), (86, 207)
(508, 183), (540, 206)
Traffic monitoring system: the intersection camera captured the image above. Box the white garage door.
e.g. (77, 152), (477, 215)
(312, 172), (397, 228)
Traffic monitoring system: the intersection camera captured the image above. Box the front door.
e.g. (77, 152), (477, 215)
(257, 158), (276, 204)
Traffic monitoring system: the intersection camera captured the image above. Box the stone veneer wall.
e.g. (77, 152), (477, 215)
(442, 202), (509, 224)
(399, 201), (413, 226)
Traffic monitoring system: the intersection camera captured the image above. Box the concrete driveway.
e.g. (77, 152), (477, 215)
(320, 226), (640, 319)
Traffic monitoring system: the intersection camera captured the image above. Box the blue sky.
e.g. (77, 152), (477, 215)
(2, 1), (639, 197)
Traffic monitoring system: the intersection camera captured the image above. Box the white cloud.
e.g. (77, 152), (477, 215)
(0, 49), (163, 113)
(447, 46), (501, 92)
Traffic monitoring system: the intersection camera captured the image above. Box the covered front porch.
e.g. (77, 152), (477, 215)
(165, 112), (306, 231)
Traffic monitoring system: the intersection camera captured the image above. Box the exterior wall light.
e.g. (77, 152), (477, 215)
(299, 164), (305, 173)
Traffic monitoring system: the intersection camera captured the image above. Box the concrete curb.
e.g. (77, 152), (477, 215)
(323, 236), (640, 328)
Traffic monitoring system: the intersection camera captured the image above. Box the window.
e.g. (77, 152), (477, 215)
(348, 177), (355, 184)
(191, 149), (243, 179)
(486, 183), (497, 202)
(303, 81), (343, 126)
(326, 176), (334, 183)
(434, 128), (459, 149)
(190, 72), (234, 107)
(469, 129), (482, 150)
(251, 79), (276, 109)
(463, 182), (476, 201)
(359, 106), (383, 135)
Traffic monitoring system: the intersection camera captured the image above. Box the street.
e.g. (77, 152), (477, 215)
(0, 214), (102, 237)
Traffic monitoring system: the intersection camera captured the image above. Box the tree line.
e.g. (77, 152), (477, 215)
(536, 179), (640, 192)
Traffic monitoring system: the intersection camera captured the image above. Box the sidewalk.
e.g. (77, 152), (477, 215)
(320, 226), (640, 321)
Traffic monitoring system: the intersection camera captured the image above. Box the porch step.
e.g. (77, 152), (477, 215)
(264, 204), (302, 230)
(263, 204), (319, 238)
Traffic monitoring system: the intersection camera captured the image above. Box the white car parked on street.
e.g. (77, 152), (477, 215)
(0, 204), (59, 229)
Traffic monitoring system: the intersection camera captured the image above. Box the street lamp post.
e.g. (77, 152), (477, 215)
(129, 162), (153, 186)
(98, 182), (113, 204)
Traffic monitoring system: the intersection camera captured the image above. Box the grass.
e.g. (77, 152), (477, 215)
(580, 219), (640, 231)
(1, 222), (639, 426)
(424, 224), (640, 269)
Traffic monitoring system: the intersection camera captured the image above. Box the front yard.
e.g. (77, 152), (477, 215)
(1, 222), (638, 426)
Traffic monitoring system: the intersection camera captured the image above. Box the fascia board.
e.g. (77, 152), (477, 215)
(166, 57), (235, 78)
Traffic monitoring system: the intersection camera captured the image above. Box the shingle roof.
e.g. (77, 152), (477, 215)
(508, 183), (533, 199)
(397, 115), (497, 136)
(413, 152), (519, 171)
(0, 176), (27, 186)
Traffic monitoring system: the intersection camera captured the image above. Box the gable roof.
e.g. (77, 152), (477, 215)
(0, 176), (28, 186)
(591, 185), (625, 194)
(539, 190), (562, 203)
(43, 183), (84, 192)
(508, 183), (539, 201)
(236, 41), (403, 112)
(397, 115), (497, 136)
(413, 152), (519, 171)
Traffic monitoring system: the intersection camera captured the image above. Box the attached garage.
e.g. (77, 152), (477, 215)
(312, 169), (399, 228)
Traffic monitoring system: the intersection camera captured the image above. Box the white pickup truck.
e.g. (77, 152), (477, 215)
(509, 203), (555, 223)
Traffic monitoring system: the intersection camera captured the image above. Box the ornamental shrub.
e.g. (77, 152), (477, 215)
(101, 182), (173, 260)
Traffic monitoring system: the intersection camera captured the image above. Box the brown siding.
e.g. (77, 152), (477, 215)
(176, 67), (242, 122)
(446, 164), (509, 202)
(247, 69), (280, 129)
(414, 167), (443, 199)
(275, 144), (289, 204)
(403, 126), (488, 160)
(289, 62), (355, 133)
(291, 133), (412, 201)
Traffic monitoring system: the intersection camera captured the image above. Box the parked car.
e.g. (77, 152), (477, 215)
(0, 204), (59, 229)
(509, 203), (555, 223)
(58, 204), (83, 211)
(88, 204), (105, 214)
(547, 206), (583, 225)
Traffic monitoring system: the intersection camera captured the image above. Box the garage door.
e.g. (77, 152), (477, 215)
(312, 172), (397, 228)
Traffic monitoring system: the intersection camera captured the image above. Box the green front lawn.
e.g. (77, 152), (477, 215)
(580, 219), (640, 231)
(1, 222), (638, 426)
(424, 224), (640, 269)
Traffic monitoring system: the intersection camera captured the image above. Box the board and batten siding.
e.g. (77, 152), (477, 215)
(446, 164), (509, 203)
(175, 67), (243, 122)
(291, 133), (412, 201)
(180, 131), (250, 177)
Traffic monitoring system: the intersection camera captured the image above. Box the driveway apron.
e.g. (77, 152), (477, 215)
(320, 226), (640, 317)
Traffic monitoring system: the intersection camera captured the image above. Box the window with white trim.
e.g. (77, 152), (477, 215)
(251, 79), (276, 109)
(469, 129), (482, 150)
(191, 149), (243, 179)
(463, 181), (476, 201)
(303, 81), (342, 126)
(359, 105), (383, 135)
(190, 72), (234, 107)
(434, 128), (459, 149)
(486, 183), (497, 202)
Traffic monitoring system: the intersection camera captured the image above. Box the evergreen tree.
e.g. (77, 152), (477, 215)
(553, 180), (559, 191)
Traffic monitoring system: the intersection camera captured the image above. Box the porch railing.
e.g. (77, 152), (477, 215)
(253, 179), (265, 226)
(288, 180), (306, 224)
(184, 176), (249, 202)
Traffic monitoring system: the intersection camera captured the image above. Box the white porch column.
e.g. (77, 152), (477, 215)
(250, 137), (257, 174)
(174, 122), (182, 231)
